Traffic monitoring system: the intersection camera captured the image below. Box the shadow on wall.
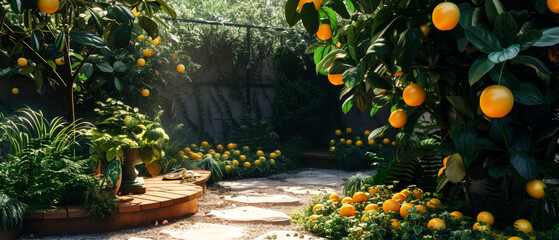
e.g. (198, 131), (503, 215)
(0, 77), (65, 119)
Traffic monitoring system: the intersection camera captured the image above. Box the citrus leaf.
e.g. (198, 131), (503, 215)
(55, 31), (65, 52)
(108, 5), (135, 24)
(285, 0), (301, 27)
(87, 8), (104, 36)
(70, 32), (107, 48)
(510, 55), (550, 84)
(488, 44), (519, 64)
(512, 82), (544, 105)
(465, 26), (502, 54)
(329, 0), (350, 19)
(510, 151), (536, 181)
(369, 125), (389, 140)
(343, 67), (359, 88)
(533, 26), (559, 47)
(301, 4), (319, 34)
(485, 0), (505, 24)
(494, 12), (517, 46)
(516, 30), (542, 50)
(154, 0), (177, 18)
(342, 97), (353, 114)
(114, 77), (122, 91)
(321, 7), (338, 33)
(138, 16), (159, 39)
(468, 56), (495, 85)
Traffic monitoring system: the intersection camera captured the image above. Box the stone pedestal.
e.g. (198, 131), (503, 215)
(120, 148), (146, 195)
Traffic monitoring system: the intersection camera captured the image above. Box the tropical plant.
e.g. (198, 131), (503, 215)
(0, 194), (25, 231)
(230, 110), (280, 151)
(197, 157), (223, 185)
(82, 183), (119, 221)
(0, 0), (176, 122)
(89, 99), (169, 164)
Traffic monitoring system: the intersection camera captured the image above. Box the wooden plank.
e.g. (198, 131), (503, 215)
(130, 197), (160, 211)
(118, 202), (141, 213)
(134, 195), (173, 207)
(25, 212), (44, 220)
(44, 207), (67, 219)
(66, 205), (87, 219)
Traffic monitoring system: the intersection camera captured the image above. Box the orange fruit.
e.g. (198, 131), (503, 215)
(141, 89), (149, 97)
(178, 151), (185, 157)
(137, 58), (146, 67)
(275, 150), (281, 156)
(415, 205), (427, 215)
(513, 219), (533, 233)
(239, 155), (247, 161)
(145, 161), (162, 176)
(364, 130), (370, 136)
(38, 0), (59, 14)
(389, 109), (407, 128)
(335, 129), (342, 136)
(380, 89), (387, 94)
(392, 193), (407, 203)
(256, 150), (264, 156)
(177, 64), (185, 72)
(151, 39), (159, 46)
(191, 144), (197, 148)
(227, 143), (236, 150)
(419, 24), (430, 37)
(254, 160), (261, 165)
(346, 139), (353, 145)
(549, 0), (559, 13)
(17, 58), (28, 67)
(400, 203), (414, 218)
(403, 83), (426, 107)
(400, 189), (410, 197)
(11, 88), (19, 95)
(379, 132), (385, 138)
(232, 160), (239, 166)
(382, 138), (390, 144)
(329, 193), (340, 202)
(477, 211), (495, 226)
(473, 222), (491, 233)
(450, 211), (464, 221)
(142, 49), (153, 58)
(432, 2), (460, 31)
(352, 192), (368, 203)
(443, 155), (450, 167)
(391, 141), (397, 146)
(297, 0), (321, 11)
(327, 74), (344, 85)
(184, 147), (191, 153)
(368, 139), (376, 145)
(316, 24), (332, 40)
(382, 199), (400, 213)
(224, 165), (231, 173)
(269, 153), (277, 159)
(368, 187), (378, 194)
(341, 197), (353, 204)
(526, 179), (546, 199)
(355, 140), (363, 147)
(508, 237), (522, 240)
(346, 128), (352, 134)
(340, 204), (355, 217)
(329, 146), (335, 152)
(413, 189), (423, 199)
(480, 85), (514, 118)
(310, 215), (319, 221)
(137, 35), (145, 41)
(427, 218), (446, 230)
(340, 138), (346, 144)
(438, 167), (446, 177)
(427, 198), (442, 209)
(55, 58), (64, 65)
(312, 204), (324, 212)
(216, 144), (224, 151)
(390, 219), (401, 229)
(201, 141), (209, 147)
(243, 161), (251, 168)
(365, 204), (379, 212)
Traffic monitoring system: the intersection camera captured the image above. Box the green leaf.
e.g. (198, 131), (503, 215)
(343, 67), (359, 88)
(285, 0), (301, 26)
(488, 164), (510, 178)
(342, 97), (353, 114)
(30, 31), (41, 52)
(474, 138), (506, 152)
(10, 0), (22, 14)
(369, 102), (383, 117)
(87, 8), (104, 36)
(114, 77), (122, 91)
(155, 0), (177, 18)
(494, 12), (517, 46)
(329, 0), (350, 19)
(138, 16), (159, 39)
(365, 72), (392, 90)
(19, 66), (34, 75)
(301, 4), (319, 34)
(70, 32), (107, 48)
(108, 5), (135, 24)
(468, 56), (495, 85)
(79, 63), (93, 80)
(357, 0), (380, 13)
(313, 46), (326, 65)
(316, 49), (346, 75)
(347, 26), (357, 61)
(366, 38), (390, 56)
(510, 55), (550, 84)
(446, 96), (475, 119)
(458, 3), (474, 28)
(306, 41), (328, 54)
(485, 0), (505, 24)
(446, 154), (467, 183)
(436, 173), (450, 192)
(512, 82), (544, 105)
(488, 44), (519, 64)
(396, 27), (422, 69)
(510, 151), (536, 181)
(451, 124), (477, 156)
(55, 31), (65, 52)
(321, 7), (338, 33)
(113, 61), (127, 72)
(33, 68), (43, 90)
(369, 125), (389, 140)
(516, 30), (542, 50)
(465, 26), (502, 53)
(345, 0), (356, 12)
(96, 62), (114, 73)
(533, 27), (559, 47)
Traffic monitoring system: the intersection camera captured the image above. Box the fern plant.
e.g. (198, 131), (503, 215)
(0, 194), (26, 231)
(197, 157), (223, 185)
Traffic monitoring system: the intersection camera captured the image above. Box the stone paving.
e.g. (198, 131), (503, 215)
(25, 168), (375, 240)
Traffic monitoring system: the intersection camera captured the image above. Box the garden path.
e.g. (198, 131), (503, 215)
(21, 168), (375, 240)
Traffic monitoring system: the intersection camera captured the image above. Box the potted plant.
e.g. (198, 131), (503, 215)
(89, 98), (169, 195)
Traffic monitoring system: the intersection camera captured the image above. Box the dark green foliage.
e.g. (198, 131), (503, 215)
(198, 157), (223, 185)
(0, 194), (25, 231)
(384, 147), (439, 191)
(83, 185), (118, 221)
(278, 137), (307, 168)
(231, 110), (279, 151)
(337, 146), (366, 171)
(343, 174), (375, 197)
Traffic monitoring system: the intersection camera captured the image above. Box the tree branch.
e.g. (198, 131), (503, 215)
(70, 47), (96, 83)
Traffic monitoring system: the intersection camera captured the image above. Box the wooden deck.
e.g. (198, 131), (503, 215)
(20, 170), (211, 237)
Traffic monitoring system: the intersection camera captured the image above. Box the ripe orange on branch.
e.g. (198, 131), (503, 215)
(480, 85), (514, 118)
(389, 109), (407, 128)
(316, 24), (332, 40)
(549, 0), (559, 13)
(38, 0), (59, 14)
(297, 0), (321, 11)
(403, 83), (426, 106)
(432, 2), (460, 31)
(327, 74), (344, 85)
(526, 179), (546, 199)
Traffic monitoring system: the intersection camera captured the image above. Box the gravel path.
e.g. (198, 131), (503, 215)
(19, 168), (375, 240)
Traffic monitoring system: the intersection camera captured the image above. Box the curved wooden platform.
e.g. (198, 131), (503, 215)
(21, 170), (211, 237)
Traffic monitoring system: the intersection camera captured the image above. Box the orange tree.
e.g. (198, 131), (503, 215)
(0, 0), (176, 122)
(286, 0), (559, 228)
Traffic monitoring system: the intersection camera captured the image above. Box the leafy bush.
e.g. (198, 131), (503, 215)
(330, 128), (396, 171)
(0, 194), (25, 231)
(230, 110), (279, 151)
(198, 157), (223, 185)
(83, 185), (119, 221)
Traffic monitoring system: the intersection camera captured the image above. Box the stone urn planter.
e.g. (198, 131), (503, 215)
(119, 147), (146, 195)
